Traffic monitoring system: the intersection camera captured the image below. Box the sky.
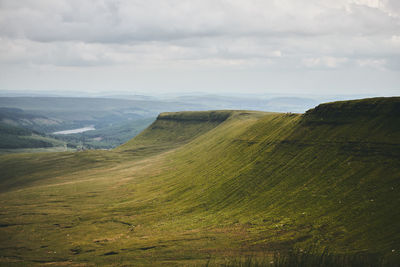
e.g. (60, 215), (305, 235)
(0, 0), (399, 96)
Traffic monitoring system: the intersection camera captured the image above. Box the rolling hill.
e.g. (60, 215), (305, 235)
(0, 97), (399, 266)
(0, 108), (68, 151)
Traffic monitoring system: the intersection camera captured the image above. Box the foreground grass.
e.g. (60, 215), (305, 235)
(0, 98), (399, 266)
(213, 249), (399, 267)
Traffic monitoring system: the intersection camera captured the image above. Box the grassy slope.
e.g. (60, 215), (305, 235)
(116, 110), (236, 156)
(0, 98), (399, 266)
(156, 98), (400, 252)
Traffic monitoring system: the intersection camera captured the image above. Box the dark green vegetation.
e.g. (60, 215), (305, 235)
(0, 122), (66, 152)
(0, 123), (54, 149)
(0, 97), (399, 266)
(0, 108), (65, 150)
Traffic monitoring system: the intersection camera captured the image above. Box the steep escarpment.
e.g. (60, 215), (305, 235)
(117, 110), (265, 155)
(143, 97), (400, 253)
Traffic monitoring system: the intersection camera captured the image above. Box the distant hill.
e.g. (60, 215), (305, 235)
(0, 108), (66, 149)
(0, 97), (203, 122)
(0, 97), (399, 265)
(264, 97), (318, 112)
(167, 94), (318, 112)
(0, 107), (62, 132)
(0, 123), (65, 149)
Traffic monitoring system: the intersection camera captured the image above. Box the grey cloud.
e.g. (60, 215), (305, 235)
(1, 0), (399, 44)
(0, 0), (399, 95)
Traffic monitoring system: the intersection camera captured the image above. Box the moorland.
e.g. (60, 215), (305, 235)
(0, 97), (399, 266)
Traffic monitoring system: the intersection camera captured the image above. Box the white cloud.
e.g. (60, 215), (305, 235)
(0, 0), (399, 94)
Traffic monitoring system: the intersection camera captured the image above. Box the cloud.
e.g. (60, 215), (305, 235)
(0, 1), (398, 58)
(391, 35), (400, 46)
(0, 0), (399, 94)
(357, 58), (386, 70)
(1, 0), (399, 43)
(303, 56), (349, 69)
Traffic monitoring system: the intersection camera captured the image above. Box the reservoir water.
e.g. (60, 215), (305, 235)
(53, 126), (95, 135)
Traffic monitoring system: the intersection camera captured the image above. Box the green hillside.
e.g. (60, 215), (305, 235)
(117, 110), (240, 156)
(0, 122), (67, 151)
(0, 97), (399, 266)
(0, 108), (69, 151)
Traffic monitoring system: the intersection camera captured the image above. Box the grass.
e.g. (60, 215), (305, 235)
(212, 249), (398, 267)
(0, 97), (399, 266)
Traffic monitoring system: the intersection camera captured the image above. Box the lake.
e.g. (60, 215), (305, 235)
(53, 126), (95, 135)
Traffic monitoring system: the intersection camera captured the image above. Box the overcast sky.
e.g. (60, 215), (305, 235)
(0, 0), (399, 96)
